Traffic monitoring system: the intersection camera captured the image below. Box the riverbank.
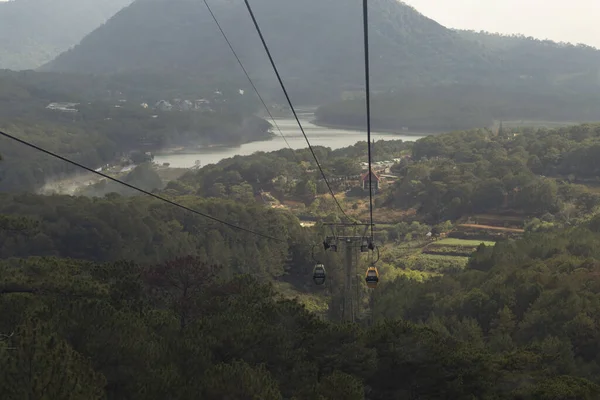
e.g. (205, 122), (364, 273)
(153, 117), (427, 169)
(156, 133), (276, 156)
(310, 119), (444, 136)
(157, 143), (231, 156)
(38, 116), (428, 192)
(313, 117), (581, 136)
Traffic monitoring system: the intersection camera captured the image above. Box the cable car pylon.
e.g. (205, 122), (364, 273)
(319, 222), (377, 322)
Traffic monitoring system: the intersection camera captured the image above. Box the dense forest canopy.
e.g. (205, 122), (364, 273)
(11, 256), (585, 400)
(387, 123), (600, 225)
(456, 29), (600, 81)
(373, 217), (600, 398)
(315, 84), (600, 132)
(0, 193), (312, 276)
(5, 121), (600, 396)
(4, 121), (600, 397)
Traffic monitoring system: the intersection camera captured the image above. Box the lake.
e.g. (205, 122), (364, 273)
(153, 116), (429, 168)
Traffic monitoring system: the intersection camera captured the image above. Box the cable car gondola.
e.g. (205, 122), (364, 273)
(313, 264), (326, 285)
(365, 266), (379, 289)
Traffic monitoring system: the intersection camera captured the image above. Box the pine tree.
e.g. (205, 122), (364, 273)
(0, 318), (106, 400)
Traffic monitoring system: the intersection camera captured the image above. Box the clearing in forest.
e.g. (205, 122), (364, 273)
(422, 237), (495, 257)
(433, 238), (496, 247)
(458, 224), (525, 233)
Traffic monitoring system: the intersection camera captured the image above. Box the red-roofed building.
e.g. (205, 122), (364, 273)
(361, 170), (380, 192)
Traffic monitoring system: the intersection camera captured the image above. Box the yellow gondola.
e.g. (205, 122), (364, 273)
(365, 266), (379, 289)
(313, 264), (326, 285)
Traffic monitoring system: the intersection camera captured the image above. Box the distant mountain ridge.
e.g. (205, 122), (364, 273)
(41, 0), (600, 102)
(455, 30), (600, 90)
(0, 0), (133, 70)
(41, 0), (499, 101)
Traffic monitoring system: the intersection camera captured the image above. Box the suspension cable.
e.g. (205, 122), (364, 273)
(242, 0), (350, 222)
(362, 0), (375, 240)
(202, 0), (300, 163)
(0, 130), (287, 243)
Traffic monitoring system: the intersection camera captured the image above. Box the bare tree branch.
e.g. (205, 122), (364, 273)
(0, 332), (13, 341)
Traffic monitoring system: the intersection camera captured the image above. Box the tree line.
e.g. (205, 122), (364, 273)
(315, 85), (600, 132)
(388, 123), (600, 224)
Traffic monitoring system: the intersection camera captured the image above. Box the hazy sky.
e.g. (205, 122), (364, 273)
(404, 0), (600, 48)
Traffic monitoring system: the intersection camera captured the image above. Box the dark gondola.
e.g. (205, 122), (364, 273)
(313, 264), (326, 285)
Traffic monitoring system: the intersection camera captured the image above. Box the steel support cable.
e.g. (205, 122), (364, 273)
(362, 0), (375, 240)
(242, 0), (351, 222)
(0, 130), (286, 243)
(202, 0), (300, 164)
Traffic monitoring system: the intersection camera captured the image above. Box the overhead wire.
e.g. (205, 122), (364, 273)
(0, 130), (287, 244)
(362, 0), (375, 241)
(242, 0), (351, 222)
(202, 0), (300, 163)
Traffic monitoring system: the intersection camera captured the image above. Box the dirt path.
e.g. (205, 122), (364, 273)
(459, 224), (525, 233)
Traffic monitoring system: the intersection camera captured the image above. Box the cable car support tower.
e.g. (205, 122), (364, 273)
(322, 222), (376, 322)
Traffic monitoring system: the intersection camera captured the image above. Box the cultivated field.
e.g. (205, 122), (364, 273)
(434, 238), (496, 247)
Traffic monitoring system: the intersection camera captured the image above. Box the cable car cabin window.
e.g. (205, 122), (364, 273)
(366, 268), (379, 282)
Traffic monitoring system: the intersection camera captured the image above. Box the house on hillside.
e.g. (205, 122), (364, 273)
(361, 170), (380, 193)
(46, 102), (79, 113)
(155, 100), (172, 111)
(194, 99), (212, 112)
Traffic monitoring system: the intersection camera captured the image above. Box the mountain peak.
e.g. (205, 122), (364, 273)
(41, 0), (600, 102)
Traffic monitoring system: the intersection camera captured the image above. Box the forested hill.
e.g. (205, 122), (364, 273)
(0, 69), (272, 193)
(0, 112), (272, 193)
(456, 30), (600, 90)
(40, 0), (495, 102)
(315, 84), (600, 132)
(42, 0), (600, 102)
(0, 0), (132, 71)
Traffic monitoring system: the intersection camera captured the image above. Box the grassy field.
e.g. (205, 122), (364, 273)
(458, 224), (525, 233)
(273, 281), (329, 315)
(432, 238), (496, 247)
(422, 238), (495, 257)
(580, 184), (600, 194)
(380, 238), (477, 276)
(467, 213), (525, 228)
(417, 254), (470, 262)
